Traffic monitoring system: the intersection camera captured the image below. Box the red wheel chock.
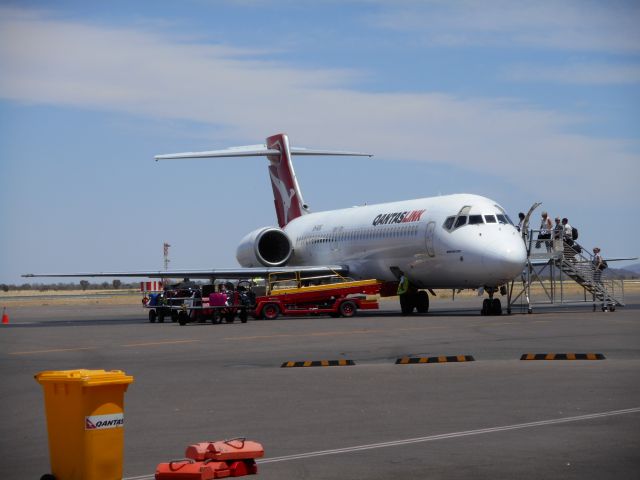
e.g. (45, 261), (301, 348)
(155, 438), (264, 479)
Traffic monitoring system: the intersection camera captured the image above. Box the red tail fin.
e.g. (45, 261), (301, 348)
(266, 133), (308, 228)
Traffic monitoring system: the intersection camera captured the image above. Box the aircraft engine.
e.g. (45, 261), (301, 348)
(236, 227), (293, 267)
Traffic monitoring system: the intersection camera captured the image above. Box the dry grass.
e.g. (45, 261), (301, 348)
(2, 281), (638, 309)
(0, 290), (142, 307)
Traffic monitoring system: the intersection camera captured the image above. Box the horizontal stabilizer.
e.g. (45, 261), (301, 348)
(156, 145), (372, 161)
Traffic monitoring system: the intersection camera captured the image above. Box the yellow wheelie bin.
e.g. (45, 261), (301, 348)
(35, 369), (134, 480)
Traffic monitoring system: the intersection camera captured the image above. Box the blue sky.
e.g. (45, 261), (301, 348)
(1, 0), (638, 284)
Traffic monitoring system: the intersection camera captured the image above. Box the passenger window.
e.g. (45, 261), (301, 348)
(454, 216), (467, 228)
(484, 215), (496, 223)
(469, 215), (484, 225)
(444, 216), (455, 230)
(496, 214), (507, 224)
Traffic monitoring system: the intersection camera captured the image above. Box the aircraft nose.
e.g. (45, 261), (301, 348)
(482, 234), (527, 279)
(499, 236), (527, 276)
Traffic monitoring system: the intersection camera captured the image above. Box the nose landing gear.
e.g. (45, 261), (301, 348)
(481, 287), (503, 316)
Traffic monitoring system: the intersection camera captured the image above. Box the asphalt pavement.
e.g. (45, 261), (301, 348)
(1, 295), (639, 479)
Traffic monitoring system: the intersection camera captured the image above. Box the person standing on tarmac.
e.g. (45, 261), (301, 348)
(397, 271), (410, 315)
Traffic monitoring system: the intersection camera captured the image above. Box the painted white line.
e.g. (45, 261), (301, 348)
(122, 406), (640, 479)
(259, 407), (640, 464)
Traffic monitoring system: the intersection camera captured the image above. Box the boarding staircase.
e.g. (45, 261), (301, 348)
(556, 240), (623, 307)
(509, 229), (625, 313)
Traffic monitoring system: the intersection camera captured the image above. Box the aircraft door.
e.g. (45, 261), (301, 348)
(425, 221), (436, 257)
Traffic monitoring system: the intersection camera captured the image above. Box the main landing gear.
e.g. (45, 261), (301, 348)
(481, 287), (503, 316)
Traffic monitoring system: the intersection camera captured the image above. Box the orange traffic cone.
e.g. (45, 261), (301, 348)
(2, 307), (8, 324)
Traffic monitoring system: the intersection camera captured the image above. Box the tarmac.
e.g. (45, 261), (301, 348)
(1, 294), (639, 479)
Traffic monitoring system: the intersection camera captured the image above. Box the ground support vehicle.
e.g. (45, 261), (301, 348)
(144, 282), (256, 326)
(253, 276), (381, 320)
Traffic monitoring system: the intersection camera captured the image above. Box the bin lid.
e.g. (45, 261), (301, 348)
(35, 369), (134, 387)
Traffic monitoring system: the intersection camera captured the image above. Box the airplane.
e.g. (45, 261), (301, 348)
(24, 133), (528, 315)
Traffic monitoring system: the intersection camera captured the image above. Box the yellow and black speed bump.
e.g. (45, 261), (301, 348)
(281, 360), (355, 368)
(520, 353), (606, 361)
(396, 355), (475, 364)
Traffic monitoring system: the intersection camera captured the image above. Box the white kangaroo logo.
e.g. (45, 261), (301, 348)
(269, 169), (296, 224)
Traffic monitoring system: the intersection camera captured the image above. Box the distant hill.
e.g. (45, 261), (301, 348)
(607, 265), (640, 279)
(622, 263), (640, 274)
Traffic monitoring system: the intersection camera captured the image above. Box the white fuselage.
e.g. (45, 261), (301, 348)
(282, 193), (527, 288)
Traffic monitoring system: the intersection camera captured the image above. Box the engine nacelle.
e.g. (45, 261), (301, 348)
(236, 227), (293, 267)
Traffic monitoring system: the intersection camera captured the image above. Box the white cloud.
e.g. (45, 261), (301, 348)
(0, 7), (637, 202)
(505, 63), (640, 85)
(369, 0), (640, 53)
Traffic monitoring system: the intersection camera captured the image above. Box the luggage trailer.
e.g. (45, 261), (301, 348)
(144, 280), (255, 325)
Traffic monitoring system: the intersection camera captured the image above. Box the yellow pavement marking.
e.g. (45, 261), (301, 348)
(9, 346), (98, 355)
(121, 340), (200, 347)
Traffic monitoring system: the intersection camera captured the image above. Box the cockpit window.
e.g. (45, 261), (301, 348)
(458, 206), (471, 216)
(454, 216), (467, 228)
(494, 204), (514, 225)
(468, 215), (484, 225)
(484, 215), (496, 223)
(443, 216), (455, 230)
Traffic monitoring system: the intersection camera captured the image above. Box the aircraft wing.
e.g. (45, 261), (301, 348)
(22, 265), (349, 280)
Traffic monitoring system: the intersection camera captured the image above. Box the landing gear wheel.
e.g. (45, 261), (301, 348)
(491, 298), (502, 316)
(416, 291), (430, 313)
(339, 300), (357, 318)
(148, 310), (157, 323)
(239, 309), (248, 323)
(481, 298), (491, 316)
(263, 303), (280, 320)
